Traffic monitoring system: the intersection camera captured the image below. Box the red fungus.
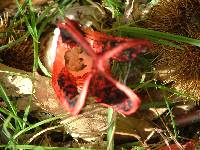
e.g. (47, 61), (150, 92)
(52, 18), (151, 115)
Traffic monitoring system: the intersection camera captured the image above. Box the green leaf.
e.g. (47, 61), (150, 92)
(0, 84), (17, 116)
(38, 58), (52, 77)
(116, 26), (200, 47)
(107, 108), (115, 150)
(103, 0), (123, 16)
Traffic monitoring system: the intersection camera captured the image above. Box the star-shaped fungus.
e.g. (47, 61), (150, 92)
(51, 18), (151, 115)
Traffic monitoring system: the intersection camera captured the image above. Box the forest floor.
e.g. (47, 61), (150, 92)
(0, 0), (200, 149)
